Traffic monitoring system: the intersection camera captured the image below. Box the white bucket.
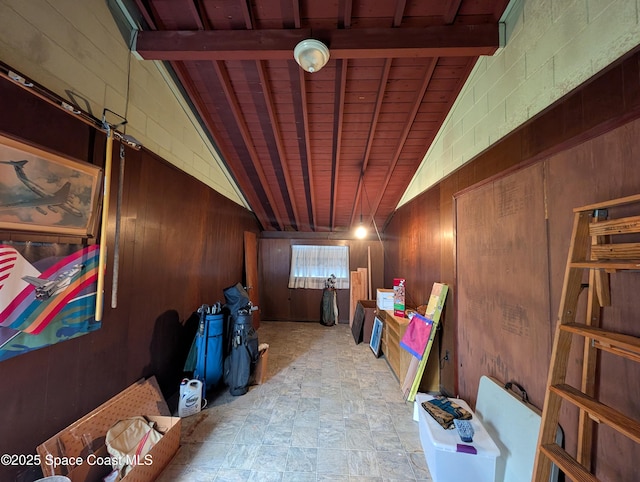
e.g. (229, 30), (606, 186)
(178, 378), (204, 417)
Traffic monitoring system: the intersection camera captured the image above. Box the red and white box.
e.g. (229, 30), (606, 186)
(393, 278), (406, 317)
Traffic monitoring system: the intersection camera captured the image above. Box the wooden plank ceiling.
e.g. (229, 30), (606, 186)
(133, 0), (510, 232)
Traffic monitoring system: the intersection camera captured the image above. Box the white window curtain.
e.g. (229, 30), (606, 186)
(288, 245), (350, 289)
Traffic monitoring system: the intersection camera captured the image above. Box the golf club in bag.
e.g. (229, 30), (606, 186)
(222, 283), (259, 396)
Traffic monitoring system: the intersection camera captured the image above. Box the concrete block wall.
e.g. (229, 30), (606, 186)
(0, 0), (247, 207)
(400, 0), (640, 206)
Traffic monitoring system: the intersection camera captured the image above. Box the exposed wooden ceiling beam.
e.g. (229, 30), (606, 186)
(330, 59), (348, 231)
(135, 24), (499, 60)
(443, 0), (463, 24)
(187, 0), (205, 29)
(170, 62), (268, 226)
(213, 60), (285, 230)
(339, 0), (353, 29)
(133, 0), (157, 29)
(256, 60), (301, 230)
(241, 0), (253, 29)
(370, 57), (439, 223)
(393, 0), (407, 27)
(292, 0), (301, 29)
(351, 0), (404, 228)
(331, 0), (352, 230)
(350, 58), (392, 227)
(297, 66), (317, 230)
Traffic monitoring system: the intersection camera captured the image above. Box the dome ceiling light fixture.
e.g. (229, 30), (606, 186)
(293, 39), (330, 73)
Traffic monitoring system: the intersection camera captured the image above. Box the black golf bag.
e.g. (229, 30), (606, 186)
(222, 283), (259, 396)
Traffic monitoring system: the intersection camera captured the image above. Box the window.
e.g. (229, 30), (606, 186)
(288, 245), (350, 289)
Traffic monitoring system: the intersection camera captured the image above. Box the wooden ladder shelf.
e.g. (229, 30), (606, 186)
(533, 194), (640, 482)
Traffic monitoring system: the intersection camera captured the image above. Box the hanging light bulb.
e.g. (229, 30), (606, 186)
(355, 222), (367, 239)
(355, 206), (367, 239)
(354, 176), (368, 239)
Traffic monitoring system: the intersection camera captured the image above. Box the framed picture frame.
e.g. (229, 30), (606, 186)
(0, 134), (102, 237)
(370, 316), (383, 357)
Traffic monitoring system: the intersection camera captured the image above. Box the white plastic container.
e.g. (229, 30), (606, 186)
(178, 378), (203, 417)
(416, 393), (500, 482)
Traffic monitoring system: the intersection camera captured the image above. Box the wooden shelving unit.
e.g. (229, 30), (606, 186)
(376, 309), (412, 385)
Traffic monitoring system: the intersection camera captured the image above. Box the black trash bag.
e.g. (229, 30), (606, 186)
(223, 313), (259, 396)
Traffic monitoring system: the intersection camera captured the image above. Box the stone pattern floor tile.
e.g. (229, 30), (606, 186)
(159, 321), (432, 481)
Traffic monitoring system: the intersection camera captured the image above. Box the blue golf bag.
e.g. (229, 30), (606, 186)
(192, 308), (224, 393)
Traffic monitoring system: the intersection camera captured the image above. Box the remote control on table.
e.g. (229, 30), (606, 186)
(453, 419), (474, 443)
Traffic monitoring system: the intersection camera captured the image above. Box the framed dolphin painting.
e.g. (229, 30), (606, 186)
(0, 134), (102, 237)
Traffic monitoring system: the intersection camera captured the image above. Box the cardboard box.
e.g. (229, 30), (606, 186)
(252, 344), (269, 385)
(415, 393), (499, 482)
(36, 377), (181, 482)
(376, 288), (394, 310)
(359, 300), (377, 343)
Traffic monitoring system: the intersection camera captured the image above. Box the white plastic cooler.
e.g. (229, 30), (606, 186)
(416, 393), (500, 482)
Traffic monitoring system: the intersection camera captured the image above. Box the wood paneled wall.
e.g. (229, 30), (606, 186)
(259, 237), (384, 323)
(0, 76), (260, 481)
(384, 47), (640, 481)
(383, 185), (441, 309)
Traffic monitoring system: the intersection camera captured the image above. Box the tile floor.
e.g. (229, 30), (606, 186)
(159, 321), (432, 481)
